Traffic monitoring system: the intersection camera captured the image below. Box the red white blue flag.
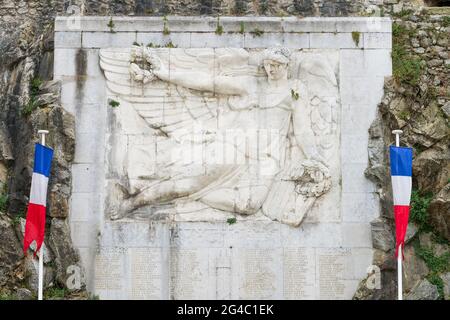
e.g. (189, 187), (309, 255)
(23, 143), (54, 255)
(389, 146), (413, 259)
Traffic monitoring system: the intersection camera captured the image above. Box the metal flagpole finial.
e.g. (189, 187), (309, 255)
(392, 129), (403, 147)
(38, 130), (49, 146)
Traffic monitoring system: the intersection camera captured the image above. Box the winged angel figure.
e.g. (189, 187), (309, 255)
(99, 46), (339, 226)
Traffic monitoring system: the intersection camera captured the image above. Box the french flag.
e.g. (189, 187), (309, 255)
(23, 143), (54, 255)
(389, 145), (413, 259)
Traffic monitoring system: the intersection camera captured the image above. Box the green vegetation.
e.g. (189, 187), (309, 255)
(162, 16), (170, 35)
(0, 182), (8, 212)
(22, 77), (42, 117)
(107, 17), (116, 33)
(0, 291), (17, 300)
(44, 287), (67, 299)
(409, 189), (450, 299)
(215, 17), (223, 35)
(239, 21), (245, 34)
(398, 110), (410, 121)
(392, 23), (422, 86)
(441, 16), (450, 27)
(413, 239), (450, 299)
(227, 217), (237, 225)
(165, 41), (177, 48)
(88, 293), (100, 300)
(11, 209), (26, 227)
(392, 9), (414, 19)
(147, 42), (162, 48)
(108, 99), (120, 108)
(351, 31), (361, 47)
(410, 190), (433, 232)
(291, 89), (299, 100)
(250, 28), (264, 37)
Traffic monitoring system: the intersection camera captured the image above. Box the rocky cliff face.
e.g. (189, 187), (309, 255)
(0, 0), (449, 299)
(357, 9), (450, 300)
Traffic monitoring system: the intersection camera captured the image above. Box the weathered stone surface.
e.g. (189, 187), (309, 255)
(442, 272), (450, 300)
(405, 222), (418, 244)
(428, 184), (450, 241)
(371, 218), (395, 252)
(47, 218), (81, 287)
(405, 279), (439, 300)
(0, 214), (22, 287)
(402, 245), (429, 293)
(15, 287), (33, 300)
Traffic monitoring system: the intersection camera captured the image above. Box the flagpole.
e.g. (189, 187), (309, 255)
(37, 129), (49, 301)
(392, 129), (403, 301)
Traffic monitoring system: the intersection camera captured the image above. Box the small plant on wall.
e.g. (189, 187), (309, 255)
(108, 99), (120, 108)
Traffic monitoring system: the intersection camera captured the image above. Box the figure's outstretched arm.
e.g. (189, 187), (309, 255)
(144, 52), (252, 95)
(292, 83), (324, 163)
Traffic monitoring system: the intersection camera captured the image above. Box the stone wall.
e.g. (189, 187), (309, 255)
(356, 10), (449, 300)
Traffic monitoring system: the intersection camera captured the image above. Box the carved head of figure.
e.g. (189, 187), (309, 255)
(262, 47), (291, 81)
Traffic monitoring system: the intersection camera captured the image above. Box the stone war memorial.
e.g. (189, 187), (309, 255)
(53, 16), (391, 300)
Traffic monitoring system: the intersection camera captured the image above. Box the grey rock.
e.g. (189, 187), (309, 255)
(23, 254), (54, 293)
(428, 184), (450, 241)
(405, 279), (439, 300)
(442, 272), (450, 300)
(442, 102), (450, 118)
(405, 222), (418, 244)
(427, 59), (443, 67)
(371, 218), (395, 252)
(15, 288), (33, 300)
(47, 218), (82, 287)
(402, 245), (429, 292)
(0, 214), (22, 287)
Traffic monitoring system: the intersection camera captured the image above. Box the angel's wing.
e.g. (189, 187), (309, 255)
(297, 55), (340, 162)
(100, 48), (223, 139)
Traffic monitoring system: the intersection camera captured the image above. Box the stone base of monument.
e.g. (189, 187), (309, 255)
(88, 220), (373, 299)
(56, 16), (392, 299)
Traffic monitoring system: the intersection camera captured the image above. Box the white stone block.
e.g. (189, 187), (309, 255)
(341, 134), (369, 164)
(54, 49), (78, 77)
(310, 33), (362, 49)
(335, 17), (391, 33)
(281, 18), (337, 33)
(69, 192), (99, 222)
(341, 104), (378, 135)
(99, 221), (169, 248)
(74, 132), (104, 164)
(72, 164), (97, 193)
(340, 49), (392, 78)
(340, 76), (386, 106)
(364, 32), (392, 49)
(191, 33), (244, 48)
(342, 192), (380, 223)
(54, 48), (103, 78)
(341, 223), (373, 248)
(75, 104), (106, 134)
(70, 221), (97, 247)
(55, 32), (82, 48)
(244, 32), (285, 48)
(344, 248), (374, 280)
(282, 33), (310, 48)
(135, 32), (191, 48)
(342, 163), (376, 193)
(82, 32), (138, 48)
(281, 223), (343, 248)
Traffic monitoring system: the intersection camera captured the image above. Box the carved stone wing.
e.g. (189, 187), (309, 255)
(297, 55), (340, 162)
(99, 48), (220, 139)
